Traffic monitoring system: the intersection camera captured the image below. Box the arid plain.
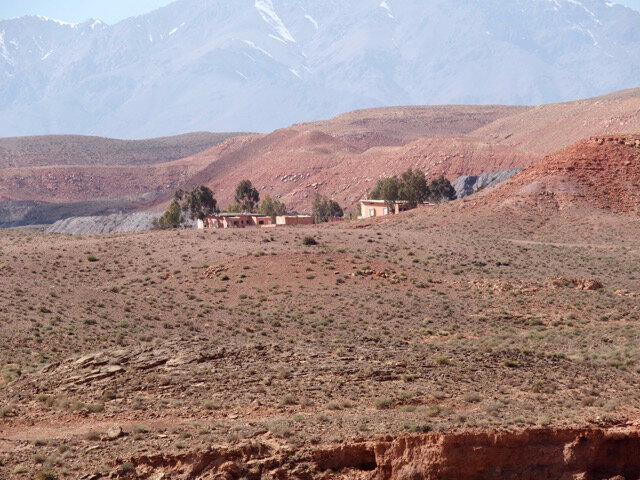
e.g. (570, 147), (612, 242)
(1, 91), (640, 479)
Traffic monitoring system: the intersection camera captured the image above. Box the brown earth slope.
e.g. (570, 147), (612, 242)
(0, 132), (247, 168)
(182, 133), (537, 211)
(165, 89), (640, 212)
(292, 105), (530, 150)
(0, 136), (261, 204)
(2, 89), (640, 221)
(472, 88), (640, 154)
(479, 135), (640, 214)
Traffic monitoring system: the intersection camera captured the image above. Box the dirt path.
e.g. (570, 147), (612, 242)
(0, 416), (195, 451)
(506, 238), (628, 250)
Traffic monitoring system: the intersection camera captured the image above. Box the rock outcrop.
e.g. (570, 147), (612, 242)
(484, 135), (640, 213)
(102, 427), (640, 479)
(453, 169), (523, 199)
(45, 212), (162, 234)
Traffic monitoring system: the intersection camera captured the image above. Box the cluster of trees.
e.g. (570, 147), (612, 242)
(153, 186), (218, 229)
(155, 180), (345, 229)
(226, 180), (260, 213)
(226, 181), (290, 220)
(312, 194), (344, 223)
(369, 168), (456, 206)
(154, 170), (451, 230)
(258, 194), (287, 219)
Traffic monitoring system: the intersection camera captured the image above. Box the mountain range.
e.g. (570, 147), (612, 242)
(1, 0), (640, 138)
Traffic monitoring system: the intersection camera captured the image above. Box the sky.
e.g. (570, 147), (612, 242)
(0, 0), (176, 25)
(1, 0), (640, 24)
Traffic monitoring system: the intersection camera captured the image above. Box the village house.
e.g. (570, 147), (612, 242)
(358, 200), (414, 219)
(197, 214), (315, 229)
(275, 215), (315, 226)
(197, 214), (273, 229)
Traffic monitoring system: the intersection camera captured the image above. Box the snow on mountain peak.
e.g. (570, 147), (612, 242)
(88, 19), (106, 30)
(304, 14), (319, 30)
(0, 30), (11, 64)
(255, 0), (296, 43)
(34, 15), (79, 28)
(380, 1), (395, 19)
(1, 0), (640, 137)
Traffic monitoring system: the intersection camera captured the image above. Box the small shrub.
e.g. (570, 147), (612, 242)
(117, 463), (136, 475)
(203, 400), (221, 411)
(463, 393), (482, 404)
(374, 397), (392, 410)
(302, 236), (318, 246)
(269, 421), (293, 438)
(435, 356), (450, 366)
(280, 395), (297, 406)
(0, 406), (14, 417)
(408, 423), (432, 433)
(37, 471), (57, 480)
(13, 465), (27, 474)
(132, 424), (149, 434)
(87, 255), (98, 262)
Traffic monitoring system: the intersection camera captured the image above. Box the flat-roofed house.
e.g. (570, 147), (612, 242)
(358, 200), (413, 219)
(275, 215), (315, 226)
(197, 214), (273, 229)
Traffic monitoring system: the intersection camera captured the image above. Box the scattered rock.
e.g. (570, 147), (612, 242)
(203, 265), (227, 279)
(549, 277), (604, 291)
(576, 279), (604, 291)
(615, 289), (639, 298)
(352, 267), (407, 283)
(105, 426), (124, 441)
(79, 474), (102, 480)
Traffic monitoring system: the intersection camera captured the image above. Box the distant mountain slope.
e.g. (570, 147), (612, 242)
(1, 0), (640, 137)
(169, 89), (640, 211)
(292, 106), (530, 150)
(472, 88), (640, 154)
(0, 132), (247, 168)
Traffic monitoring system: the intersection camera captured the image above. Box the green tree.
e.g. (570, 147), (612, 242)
(327, 199), (343, 219)
(368, 169), (455, 210)
(370, 176), (401, 208)
(225, 202), (242, 213)
(178, 186), (218, 221)
(399, 168), (429, 206)
(234, 180), (260, 212)
(428, 176), (457, 203)
(155, 186), (218, 229)
(312, 194), (343, 223)
(259, 194), (288, 220)
(153, 201), (184, 230)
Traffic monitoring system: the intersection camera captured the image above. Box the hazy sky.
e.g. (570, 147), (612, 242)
(0, 0), (176, 24)
(1, 0), (640, 24)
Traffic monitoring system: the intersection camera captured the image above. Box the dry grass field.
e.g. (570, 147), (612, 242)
(1, 200), (639, 479)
